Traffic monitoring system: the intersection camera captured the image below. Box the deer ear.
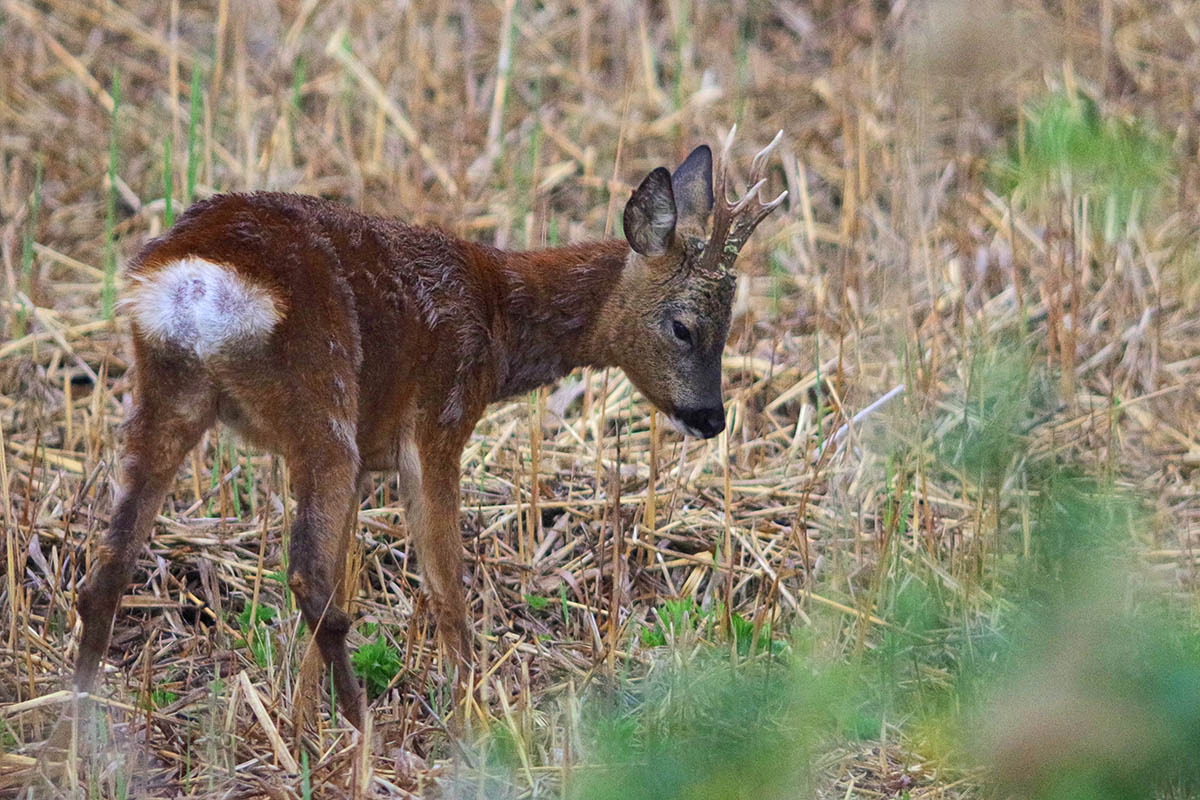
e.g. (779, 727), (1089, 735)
(623, 167), (676, 256)
(671, 145), (713, 230)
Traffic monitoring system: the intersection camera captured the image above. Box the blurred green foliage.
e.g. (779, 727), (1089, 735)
(939, 338), (1045, 488)
(572, 652), (842, 800)
(483, 330), (1199, 800)
(993, 91), (1172, 240)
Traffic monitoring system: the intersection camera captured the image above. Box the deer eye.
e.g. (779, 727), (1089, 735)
(671, 320), (693, 345)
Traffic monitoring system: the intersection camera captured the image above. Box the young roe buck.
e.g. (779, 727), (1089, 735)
(73, 128), (786, 729)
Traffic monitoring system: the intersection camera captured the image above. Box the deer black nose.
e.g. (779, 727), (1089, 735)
(677, 406), (726, 439)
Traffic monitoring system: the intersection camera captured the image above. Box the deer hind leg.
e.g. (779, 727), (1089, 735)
(408, 429), (472, 676)
(286, 447), (366, 730)
(295, 468), (368, 732)
(74, 365), (215, 694)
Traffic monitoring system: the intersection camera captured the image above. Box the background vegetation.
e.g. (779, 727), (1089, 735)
(2, 0), (1199, 797)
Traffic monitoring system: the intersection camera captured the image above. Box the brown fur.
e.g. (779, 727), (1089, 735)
(73, 139), (784, 730)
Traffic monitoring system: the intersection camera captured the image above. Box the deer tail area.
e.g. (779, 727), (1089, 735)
(123, 257), (283, 358)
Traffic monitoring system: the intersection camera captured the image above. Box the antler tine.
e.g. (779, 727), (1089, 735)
(760, 188), (789, 213)
(699, 128), (787, 280)
(747, 130), (784, 192)
(725, 130), (783, 212)
(733, 188), (790, 241)
(736, 131), (787, 225)
(705, 125), (739, 269)
(716, 124), (738, 205)
(730, 179), (768, 214)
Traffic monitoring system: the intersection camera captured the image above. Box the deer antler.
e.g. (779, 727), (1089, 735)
(700, 126), (788, 280)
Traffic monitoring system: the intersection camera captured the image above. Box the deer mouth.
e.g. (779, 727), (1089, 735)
(666, 406), (726, 439)
(666, 414), (706, 438)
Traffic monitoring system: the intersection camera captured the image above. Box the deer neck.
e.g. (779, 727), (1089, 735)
(489, 240), (628, 400)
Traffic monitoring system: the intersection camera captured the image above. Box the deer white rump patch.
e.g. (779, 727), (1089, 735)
(125, 257), (282, 358)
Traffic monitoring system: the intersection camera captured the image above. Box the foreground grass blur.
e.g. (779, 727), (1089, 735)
(457, 337), (1200, 799)
(995, 92), (1171, 241)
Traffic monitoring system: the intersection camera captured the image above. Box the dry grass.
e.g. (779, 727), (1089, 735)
(2, 1), (1200, 797)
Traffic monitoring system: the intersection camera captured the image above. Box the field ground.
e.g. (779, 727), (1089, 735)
(3, 1), (1200, 798)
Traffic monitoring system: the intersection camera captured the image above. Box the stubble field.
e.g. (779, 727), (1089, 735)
(3, 1), (1200, 798)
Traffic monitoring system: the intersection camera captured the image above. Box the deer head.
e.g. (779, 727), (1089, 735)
(600, 127), (788, 438)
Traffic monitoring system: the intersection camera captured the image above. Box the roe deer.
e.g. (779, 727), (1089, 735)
(72, 128), (786, 730)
